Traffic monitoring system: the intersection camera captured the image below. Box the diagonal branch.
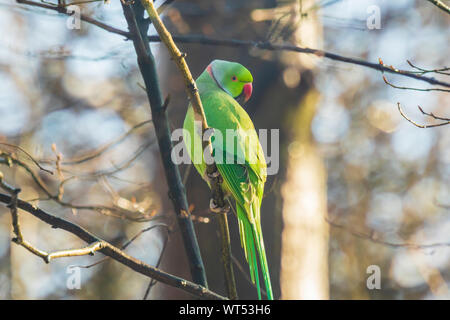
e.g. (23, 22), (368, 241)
(383, 75), (450, 92)
(426, 0), (450, 15)
(327, 218), (450, 249)
(39, 120), (152, 166)
(120, 0), (208, 287)
(140, 0), (237, 300)
(0, 151), (153, 221)
(0, 191), (226, 300)
(0, 174), (104, 263)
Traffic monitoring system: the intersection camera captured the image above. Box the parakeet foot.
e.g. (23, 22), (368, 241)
(207, 170), (220, 179)
(206, 169), (224, 185)
(209, 199), (230, 214)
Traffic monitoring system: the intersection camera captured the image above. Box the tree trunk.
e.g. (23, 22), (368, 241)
(280, 90), (329, 299)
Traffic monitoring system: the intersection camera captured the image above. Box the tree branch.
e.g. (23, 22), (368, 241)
(120, 0), (208, 287)
(16, 0), (131, 37)
(327, 218), (450, 249)
(0, 191), (226, 299)
(426, 0), (450, 15)
(147, 35), (450, 88)
(140, 0), (237, 299)
(14, 0), (450, 88)
(383, 75), (449, 92)
(72, 223), (170, 269)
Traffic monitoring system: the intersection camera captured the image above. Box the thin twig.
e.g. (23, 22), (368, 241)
(46, 242), (104, 262)
(406, 60), (450, 76)
(217, 212), (238, 300)
(0, 151), (154, 221)
(39, 120), (152, 166)
(383, 76), (449, 92)
(327, 218), (450, 249)
(182, 163), (191, 186)
(231, 254), (268, 298)
(0, 143), (53, 174)
(397, 103), (450, 128)
(147, 35), (450, 88)
(156, 0), (175, 14)
(418, 105), (450, 122)
(143, 227), (170, 299)
(14, 0), (450, 87)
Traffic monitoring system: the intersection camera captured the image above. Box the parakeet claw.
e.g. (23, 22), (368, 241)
(209, 199), (221, 213)
(209, 199), (230, 214)
(207, 170), (220, 179)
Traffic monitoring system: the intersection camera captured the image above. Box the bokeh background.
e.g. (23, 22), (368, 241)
(0, 0), (449, 299)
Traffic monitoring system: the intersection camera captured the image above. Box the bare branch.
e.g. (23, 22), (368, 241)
(143, 226), (170, 299)
(418, 105), (450, 122)
(397, 103), (450, 128)
(426, 0), (450, 15)
(74, 223), (170, 269)
(231, 254), (268, 299)
(0, 142), (53, 174)
(146, 35), (450, 88)
(0, 191), (226, 299)
(327, 218), (450, 249)
(383, 76), (450, 93)
(0, 150), (155, 221)
(39, 120), (152, 166)
(46, 242), (104, 262)
(407, 60), (450, 76)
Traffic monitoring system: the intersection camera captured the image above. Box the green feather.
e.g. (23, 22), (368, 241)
(183, 60), (273, 300)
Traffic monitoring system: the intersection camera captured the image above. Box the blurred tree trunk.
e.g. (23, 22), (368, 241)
(276, 0), (329, 299)
(280, 90), (329, 299)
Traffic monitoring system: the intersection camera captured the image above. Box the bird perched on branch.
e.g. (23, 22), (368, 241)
(183, 60), (273, 300)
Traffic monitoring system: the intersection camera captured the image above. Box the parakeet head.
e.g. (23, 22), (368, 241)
(206, 60), (253, 104)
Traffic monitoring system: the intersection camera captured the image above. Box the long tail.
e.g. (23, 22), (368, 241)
(237, 204), (273, 300)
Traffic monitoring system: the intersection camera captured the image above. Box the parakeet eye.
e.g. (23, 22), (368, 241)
(231, 75), (237, 81)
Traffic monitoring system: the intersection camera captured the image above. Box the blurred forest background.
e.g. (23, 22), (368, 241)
(0, 0), (449, 299)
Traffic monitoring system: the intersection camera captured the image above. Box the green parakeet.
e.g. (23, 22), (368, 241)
(183, 60), (273, 300)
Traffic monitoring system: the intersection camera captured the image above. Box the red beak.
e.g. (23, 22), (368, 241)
(243, 83), (253, 103)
